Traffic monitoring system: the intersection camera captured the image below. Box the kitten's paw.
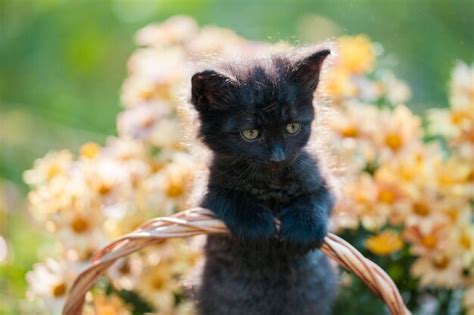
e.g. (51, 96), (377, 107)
(279, 207), (328, 255)
(225, 209), (277, 242)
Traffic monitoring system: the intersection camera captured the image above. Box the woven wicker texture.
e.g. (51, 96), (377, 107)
(63, 208), (411, 315)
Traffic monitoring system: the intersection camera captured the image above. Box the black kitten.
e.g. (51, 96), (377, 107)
(191, 48), (337, 315)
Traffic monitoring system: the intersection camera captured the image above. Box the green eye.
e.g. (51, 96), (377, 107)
(286, 122), (301, 135)
(241, 129), (260, 141)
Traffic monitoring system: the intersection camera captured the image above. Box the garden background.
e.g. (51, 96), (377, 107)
(1, 0), (473, 314)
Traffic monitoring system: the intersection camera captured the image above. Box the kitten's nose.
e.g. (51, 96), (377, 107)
(270, 145), (286, 162)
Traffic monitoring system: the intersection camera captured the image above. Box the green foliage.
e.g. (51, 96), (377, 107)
(0, 210), (49, 314)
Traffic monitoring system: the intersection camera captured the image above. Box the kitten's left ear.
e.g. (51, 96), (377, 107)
(292, 49), (331, 93)
(191, 70), (236, 112)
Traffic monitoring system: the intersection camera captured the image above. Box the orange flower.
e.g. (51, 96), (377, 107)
(88, 293), (131, 315)
(365, 230), (403, 256)
(337, 35), (375, 75)
(80, 142), (101, 159)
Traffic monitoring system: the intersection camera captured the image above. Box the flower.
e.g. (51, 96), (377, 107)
(403, 224), (452, 256)
(135, 263), (179, 312)
(324, 68), (357, 100)
(27, 171), (95, 222)
(374, 105), (422, 159)
(410, 253), (464, 288)
(429, 62), (474, 161)
(450, 61), (474, 109)
(380, 71), (411, 105)
(23, 150), (73, 186)
(187, 26), (246, 57)
(137, 152), (196, 215)
(22, 15), (474, 314)
(135, 15), (198, 47)
(106, 256), (142, 291)
(81, 157), (135, 205)
(86, 293), (132, 315)
(337, 35), (375, 75)
(365, 230), (403, 256)
(80, 142), (102, 159)
(26, 258), (85, 314)
(53, 206), (106, 260)
(0, 236), (7, 263)
(134, 239), (201, 312)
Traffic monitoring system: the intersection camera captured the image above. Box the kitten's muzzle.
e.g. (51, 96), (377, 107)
(269, 145), (287, 163)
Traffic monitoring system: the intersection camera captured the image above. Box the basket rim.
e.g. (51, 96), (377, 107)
(62, 207), (411, 315)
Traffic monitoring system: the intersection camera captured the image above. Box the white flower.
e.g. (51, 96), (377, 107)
(117, 104), (181, 147)
(411, 253), (464, 288)
(137, 152), (196, 215)
(81, 157), (134, 205)
(135, 15), (199, 47)
(103, 137), (148, 161)
(53, 207), (106, 260)
(381, 71), (411, 104)
(450, 61), (474, 109)
(24, 150), (73, 186)
(107, 256), (142, 291)
(0, 236), (7, 263)
(127, 47), (185, 82)
(27, 258), (85, 315)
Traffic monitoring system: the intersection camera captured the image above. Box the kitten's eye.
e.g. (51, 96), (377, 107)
(286, 123), (301, 135)
(241, 129), (260, 141)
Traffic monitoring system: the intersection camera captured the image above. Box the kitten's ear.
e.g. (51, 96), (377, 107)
(191, 70), (236, 112)
(292, 49), (331, 93)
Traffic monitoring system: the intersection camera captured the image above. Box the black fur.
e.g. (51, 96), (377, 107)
(191, 48), (337, 315)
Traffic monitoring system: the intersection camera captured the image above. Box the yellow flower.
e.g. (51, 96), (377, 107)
(324, 68), (356, 100)
(87, 293), (131, 315)
(365, 230), (403, 256)
(80, 142), (101, 159)
(337, 35), (375, 75)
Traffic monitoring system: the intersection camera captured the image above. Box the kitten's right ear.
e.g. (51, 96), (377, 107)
(292, 49), (331, 94)
(191, 70), (235, 112)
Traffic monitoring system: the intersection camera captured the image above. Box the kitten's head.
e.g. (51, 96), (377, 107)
(190, 48), (330, 165)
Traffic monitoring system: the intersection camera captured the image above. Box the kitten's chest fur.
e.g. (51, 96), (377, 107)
(242, 170), (301, 206)
(195, 152), (336, 315)
(240, 171), (302, 215)
(209, 152), (317, 211)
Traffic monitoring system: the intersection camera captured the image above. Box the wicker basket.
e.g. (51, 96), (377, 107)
(62, 208), (411, 315)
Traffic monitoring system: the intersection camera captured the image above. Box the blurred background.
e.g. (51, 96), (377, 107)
(1, 0), (473, 313)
